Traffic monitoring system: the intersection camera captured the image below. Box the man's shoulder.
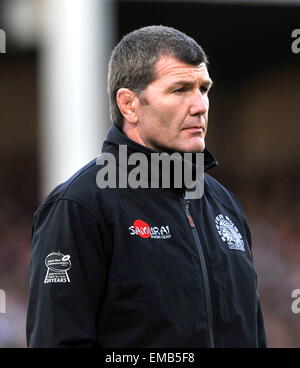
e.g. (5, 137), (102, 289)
(35, 157), (122, 220)
(41, 158), (98, 202)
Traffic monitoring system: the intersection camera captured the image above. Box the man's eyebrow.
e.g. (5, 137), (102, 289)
(169, 80), (193, 88)
(169, 79), (214, 88)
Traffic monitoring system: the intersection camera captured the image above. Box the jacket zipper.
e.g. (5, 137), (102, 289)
(182, 193), (215, 348)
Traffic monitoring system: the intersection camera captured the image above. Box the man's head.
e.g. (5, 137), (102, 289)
(108, 25), (212, 153)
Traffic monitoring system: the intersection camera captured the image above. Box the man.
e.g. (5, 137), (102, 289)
(27, 25), (267, 348)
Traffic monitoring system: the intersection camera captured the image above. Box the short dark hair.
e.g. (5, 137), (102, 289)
(108, 25), (208, 128)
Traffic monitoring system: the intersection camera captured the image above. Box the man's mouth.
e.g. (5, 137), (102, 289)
(182, 126), (205, 133)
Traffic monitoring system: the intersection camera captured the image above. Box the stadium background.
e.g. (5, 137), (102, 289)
(0, 0), (300, 347)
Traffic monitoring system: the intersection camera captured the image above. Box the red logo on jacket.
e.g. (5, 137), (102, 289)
(128, 219), (171, 239)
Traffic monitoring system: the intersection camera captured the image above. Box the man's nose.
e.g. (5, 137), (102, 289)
(189, 90), (208, 116)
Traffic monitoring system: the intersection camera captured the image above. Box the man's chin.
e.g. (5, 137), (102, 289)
(183, 141), (205, 153)
(176, 147), (205, 154)
(187, 136), (205, 152)
(157, 139), (205, 153)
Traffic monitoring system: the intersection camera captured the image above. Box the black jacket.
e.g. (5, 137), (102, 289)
(27, 124), (267, 348)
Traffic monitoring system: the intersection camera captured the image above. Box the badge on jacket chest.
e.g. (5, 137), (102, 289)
(215, 214), (245, 252)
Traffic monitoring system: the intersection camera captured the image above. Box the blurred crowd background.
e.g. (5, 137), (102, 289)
(0, 0), (300, 347)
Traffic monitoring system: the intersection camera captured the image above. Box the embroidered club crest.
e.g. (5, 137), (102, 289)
(215, 214), (245, 252)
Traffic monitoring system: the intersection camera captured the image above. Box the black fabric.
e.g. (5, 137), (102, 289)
(26, 123), (267, 348)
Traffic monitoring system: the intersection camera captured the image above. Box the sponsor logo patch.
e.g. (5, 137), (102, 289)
(129, 219), (171, 240)
(44, 252), (71, 284)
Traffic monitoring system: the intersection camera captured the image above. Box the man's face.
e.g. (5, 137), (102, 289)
(135, 56), (213, 153)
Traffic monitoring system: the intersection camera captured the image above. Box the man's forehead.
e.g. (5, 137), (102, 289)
(153, 55), (210, 82)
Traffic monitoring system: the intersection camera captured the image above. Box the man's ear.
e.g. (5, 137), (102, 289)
(116, 88), (139, 123)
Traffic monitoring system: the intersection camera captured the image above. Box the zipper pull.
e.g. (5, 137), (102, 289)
(184, 195), (195, 228)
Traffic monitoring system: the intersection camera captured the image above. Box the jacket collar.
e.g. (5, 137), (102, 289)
(102, 123), (219, 173)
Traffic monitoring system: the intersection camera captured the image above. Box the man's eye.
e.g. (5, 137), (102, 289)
(200, 86), (208, 94)
(174, 87), (186, 93)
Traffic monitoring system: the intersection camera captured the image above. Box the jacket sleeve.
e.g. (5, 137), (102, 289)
(26, 198), (109, 347)
(244, 213), (267, 348)
(229, 192), (268, 348)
